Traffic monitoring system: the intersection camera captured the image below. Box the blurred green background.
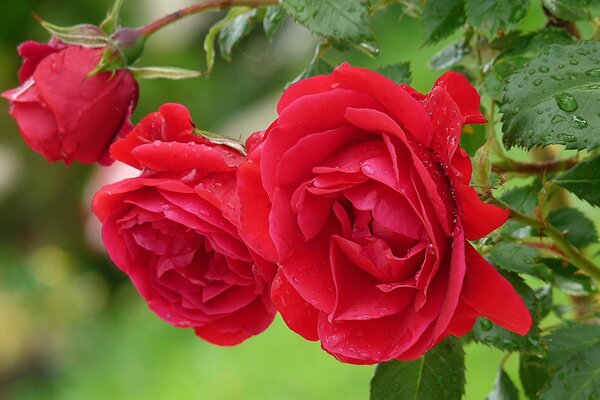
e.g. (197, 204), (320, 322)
(0, 1), (571, 399)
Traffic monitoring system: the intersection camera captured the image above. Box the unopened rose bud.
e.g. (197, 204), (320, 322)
(2, 41), (139, 165)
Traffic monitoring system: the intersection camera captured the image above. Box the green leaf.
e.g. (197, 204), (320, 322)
(488, 242), (542, 276)
(486, 368), (519, 400)
(194, 129), (247, 156)
(543, 0), (600, 21)
(466, 0), (529, 37)
(541, 258), (597, 296)
(375, 62), (411, 85)
(100, 0), (125, 34)
(218, 8), (257, 62)
(540, 344), (600, 400)
(501, 41), (600, 151)
(263, 6), (286, 40)
(535, 284), (554, 318)
(548, 208), (598, 247)
(128, 66), (202, 80)
(554, 154), (600, 207)
(484, 29), (574, 102)
(546, 323), (600, 366)
(280, 0), (372, 42)
(34, 16), (108, 47)
(520, 354), (552, 400)
(428, 39), (470, 71)
(422, 0), (466, 45)
(370, 338), (465, 400)
(468, 273), (542, 353)
(203, 7), (251, 73)
(501, 184), (539, 215)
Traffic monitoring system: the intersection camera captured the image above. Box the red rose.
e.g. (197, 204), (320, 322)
(2, 41), (138, 165)
(92, 103), (276, 345)
(237, 64), (532, 364)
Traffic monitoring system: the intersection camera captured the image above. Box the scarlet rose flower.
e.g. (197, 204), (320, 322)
(92, 103), (276, 345)
(237, 64), (532, 364)
(2, 41), (138, 165)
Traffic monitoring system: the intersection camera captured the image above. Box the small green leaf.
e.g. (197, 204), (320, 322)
(546, 322), (600, 366)
(100, 0), (125, 34)
(486, 368), (519, 400)
(218, 8), (257, 62)
(466, 0), (529, 37)
(195, 129), (247, 156)
(485, 29), (574, 102)
(501, 41), (600, 151)
(263, 6), (286, 40)
(554, 154), (600, 207)
(489, 242), (543, 276)
(428, 39), (470, 71)
(370, 338), (465, 400)
(535, 285), (554, 318)
(548, 208), (598, 247)
(543, 0), (600, 21)
(34, 16), (108, 47)
(423, 0), (466, 45)
(471, 134), (492, 191)
(520, 354), (552, 400)
(501, 184), (539, 215)
(203, 7), (251, 73)
(541, 258), (597, 296)
(540, 344), (600, 400)
(128, 66), (202, 80)
(375, 62), (411, 85)
(281, 0), (372, 42)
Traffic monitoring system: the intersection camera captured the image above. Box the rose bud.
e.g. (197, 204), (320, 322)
(92, 103), (276, 345)
(2, 41), (138, 165)
(237, 64), (532, 364)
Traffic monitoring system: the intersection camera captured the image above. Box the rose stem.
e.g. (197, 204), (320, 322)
(489, 195), (600, 284)
(491, 156), (579, 175)
(137, 0), (278, 38)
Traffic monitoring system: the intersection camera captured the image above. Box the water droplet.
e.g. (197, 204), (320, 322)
(555, 93), (578, 112)
(577, 48), (590, 56)
(525, 129), (534, 138)
(586, 68), (600, 77)
(514, 106), (521, 113)
(558, 64), (565, 69)
(551, 114), (566, 124)
(569, 59), (579, 65)
(533, 79), (542, 86)
(361, 165), (375, 175)
(153, 140), (163, 147)
(571, 115), (588, 129)
(550, 75), (563, 81)
(528, 69), (535, 75)
(538, 66), (549, 73)
(557, 133), (577, 143)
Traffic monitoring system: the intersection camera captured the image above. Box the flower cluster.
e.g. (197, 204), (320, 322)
(4, 46), (531, 363)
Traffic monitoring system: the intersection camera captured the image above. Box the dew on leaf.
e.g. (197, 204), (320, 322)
(551, 114), (567, 124)
(557, 133), (577, 142)
(586, 68), (600, 77)
(555, 93), (578, 112)
(538, 66), (549, 73)
(569, 59), (579, 65)
(570, 115), (588, 129)
(533, 79), (542, 86)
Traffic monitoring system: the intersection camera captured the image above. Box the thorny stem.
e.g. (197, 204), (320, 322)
(489, 196), (600, 283)
(137, 0), (277, 38)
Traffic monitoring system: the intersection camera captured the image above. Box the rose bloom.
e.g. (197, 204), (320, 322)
(237, 64), (532, 364)
(93, 103), (276, 345)
(2, 41), (138, 165)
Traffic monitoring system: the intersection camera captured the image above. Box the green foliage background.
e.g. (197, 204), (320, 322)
(0, 0), (598, 399)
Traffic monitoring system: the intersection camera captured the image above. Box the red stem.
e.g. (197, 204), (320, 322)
(137, 0), (278, 37)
